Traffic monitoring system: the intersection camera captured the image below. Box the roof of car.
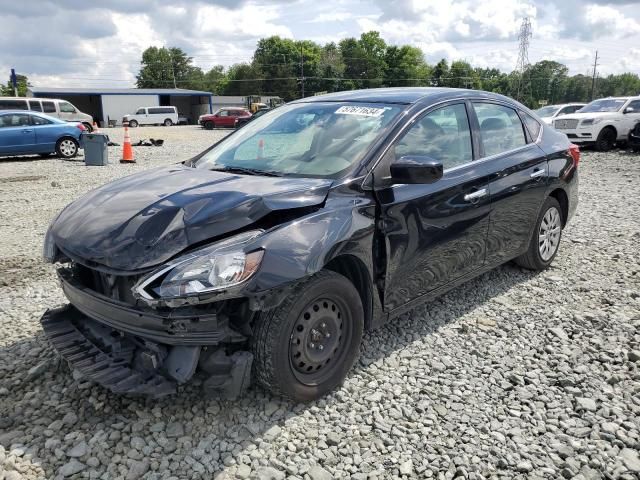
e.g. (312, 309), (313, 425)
(295, 87), (499, 105)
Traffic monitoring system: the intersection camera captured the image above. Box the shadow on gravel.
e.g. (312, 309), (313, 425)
(0, 262), (538, 477)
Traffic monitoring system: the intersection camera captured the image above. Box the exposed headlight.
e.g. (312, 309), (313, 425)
(43, 213), (62, 263)
(135, 230), (264, 300)
(580, 118), (602, 126)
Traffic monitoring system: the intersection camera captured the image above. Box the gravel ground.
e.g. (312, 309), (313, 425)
(1, 128), (639, 480)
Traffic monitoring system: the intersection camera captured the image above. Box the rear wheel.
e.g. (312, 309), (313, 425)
(251, 270), (363, 402)
(515, 196), (563, 270)
(55, 137), (78, 159)
(163, 119), (173, 126)
(595, 127), (616, 152)
(128, 120), (138, 128)
(204, 121), (215, 130)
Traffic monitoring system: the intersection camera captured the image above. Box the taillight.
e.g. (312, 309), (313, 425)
(77, 123), (86, 131)
(569, 143), (580, 167)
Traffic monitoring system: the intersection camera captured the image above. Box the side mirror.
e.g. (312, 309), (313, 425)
(390, 155), (443, 184)
(624, 107), (635, 114)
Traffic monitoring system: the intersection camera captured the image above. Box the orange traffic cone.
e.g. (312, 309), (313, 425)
(120, 125), (135, 163)
(92, 121), (99, 133)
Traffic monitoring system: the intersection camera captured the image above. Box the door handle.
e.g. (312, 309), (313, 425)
(530, 169), (545, 179)
(464, 188), (488, 202)
(22, 129), (33, 133)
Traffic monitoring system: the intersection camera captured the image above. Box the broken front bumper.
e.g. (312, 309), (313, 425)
(40, 270), (254, 398)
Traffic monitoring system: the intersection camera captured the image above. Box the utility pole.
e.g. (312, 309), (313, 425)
(300, 43), (305, 98)
(514, 17), (532, 103)
(590, 51), (599, 101)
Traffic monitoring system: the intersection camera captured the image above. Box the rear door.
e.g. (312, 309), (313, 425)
(0, 113), (37, 155)
(374, 102), (491, 311)
(622, 99), (640, 136)
(41, 100), (58, 119)
(471, 102), (549, 265)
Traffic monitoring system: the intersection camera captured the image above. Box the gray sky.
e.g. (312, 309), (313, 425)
(1, 0), (638, 88)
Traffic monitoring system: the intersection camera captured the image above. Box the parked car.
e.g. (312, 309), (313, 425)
(199, 107), (252, 129)
(0, 110), (84, 158)
(0, 97), (94, 132)
(552, 96), (640, 151)
(122, 106), (179, 127)
(41, 88), (578, 402)
(629, 121), (640, 152)
(535, 103), (585, 124)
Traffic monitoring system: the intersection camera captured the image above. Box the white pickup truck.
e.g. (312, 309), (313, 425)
(553, 96), (640, 151)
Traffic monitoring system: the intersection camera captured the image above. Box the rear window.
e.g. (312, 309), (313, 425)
(28, 100), (43, 112)
(0, 99), (28, 110)
(42, 101), (56, 113)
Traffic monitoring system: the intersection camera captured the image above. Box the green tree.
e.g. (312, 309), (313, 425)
(136, 47), (204, 90)
(1, 73), (29, 96)
(448, 60), (478, 89)
(432, 59), (449, 86)
(384, 45), (431, 87)
(222, 63), (263, 96)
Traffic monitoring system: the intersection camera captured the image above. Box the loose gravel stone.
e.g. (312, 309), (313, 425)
(1, 135), (639, 479)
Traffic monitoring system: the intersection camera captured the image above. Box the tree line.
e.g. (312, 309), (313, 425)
(135, 33), (640, 108)
(5, 31), (639, 109)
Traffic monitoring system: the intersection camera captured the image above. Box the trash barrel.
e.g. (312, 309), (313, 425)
(82, 133), (109, 166)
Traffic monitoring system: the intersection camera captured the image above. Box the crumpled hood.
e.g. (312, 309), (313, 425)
(51, 165), (332, 271)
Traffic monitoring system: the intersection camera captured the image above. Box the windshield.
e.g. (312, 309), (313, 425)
(580, 99), (628, 113)
(194, 102), (403, 178)
(535, 106), (560, 117)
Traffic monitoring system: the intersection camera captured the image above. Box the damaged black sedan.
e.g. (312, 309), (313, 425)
(42, 88), (579, 401)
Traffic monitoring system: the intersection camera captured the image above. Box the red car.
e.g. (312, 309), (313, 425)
(199, 108), (252, 130)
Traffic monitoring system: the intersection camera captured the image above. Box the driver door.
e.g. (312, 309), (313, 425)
(373, 102), (491, 311)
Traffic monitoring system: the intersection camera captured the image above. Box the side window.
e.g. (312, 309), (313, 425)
(473, 102), (527, 157)
(31, 115), (52, 126)
(219, 110), (229, 117)
(0, 113), (31, 127)
(59, 102), (76, 113)
(626, 100), (640, 112)
(0, 99), (28, 110)
(521, 112), (541, 141)
(394, 103), (473, 170)
(148, 107), (160, 114)
(136, 108), (146, 115)
(28, 100), (43, 112)
(42, 101), (56, 113)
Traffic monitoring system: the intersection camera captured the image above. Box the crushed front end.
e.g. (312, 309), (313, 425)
(41, 232), (267, 399)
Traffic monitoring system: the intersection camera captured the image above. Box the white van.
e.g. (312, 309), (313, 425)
(0, 97), (94, 131)
(122, 106), (179, 127)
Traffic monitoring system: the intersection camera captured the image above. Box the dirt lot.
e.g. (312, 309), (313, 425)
(1, 127), (639, 480)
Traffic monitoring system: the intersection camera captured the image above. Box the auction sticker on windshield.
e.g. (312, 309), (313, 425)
(335, 106), (385, 117)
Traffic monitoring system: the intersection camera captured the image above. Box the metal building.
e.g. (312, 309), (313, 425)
(27, 87), (214, 126)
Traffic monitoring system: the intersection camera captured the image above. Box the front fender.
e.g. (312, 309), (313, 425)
(243, 184), (378, 310)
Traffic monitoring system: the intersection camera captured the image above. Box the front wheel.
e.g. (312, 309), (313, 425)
(595, 128), (615, 152)
(251, 270), (363, 402)
(204, 121), (215, 130)
(163, 119), (173, 126)
(55, 137), (78, 159)
(82, 123), (93, 133)
(515, 196), (563, 270)
(128, 120), (138, 128)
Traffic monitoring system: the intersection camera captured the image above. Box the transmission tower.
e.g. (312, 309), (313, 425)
(514, 17), (532, 103)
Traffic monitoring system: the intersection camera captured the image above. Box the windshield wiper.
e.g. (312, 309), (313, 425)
(211, 166), (282, 177)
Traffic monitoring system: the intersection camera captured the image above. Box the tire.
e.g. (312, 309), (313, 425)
(632, 147), (640, 153)
(128, 120), (138, 128)
(204, 121), (215, 130)
(251, 270), (364, 402)
(82, 123), (93, 133)
(515, 196), (563, 270)
(595, 127), (616, 152)
(163, 119), (173, 126)
(55, 137), (78, 159)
